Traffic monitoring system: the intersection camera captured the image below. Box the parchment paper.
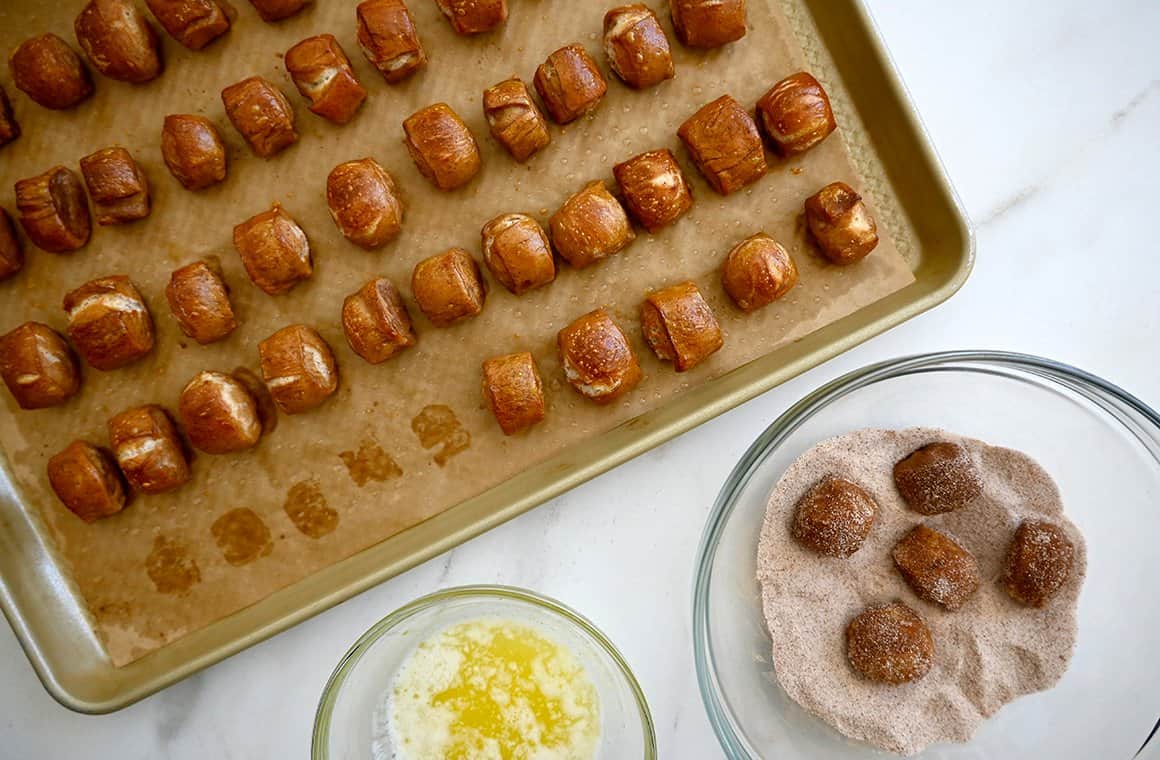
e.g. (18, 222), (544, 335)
(0, 0), (914, 666)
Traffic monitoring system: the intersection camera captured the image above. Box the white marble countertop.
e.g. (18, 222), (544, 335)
(3, 1), (1159, 757)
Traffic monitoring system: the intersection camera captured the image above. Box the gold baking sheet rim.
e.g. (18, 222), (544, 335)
(0, 0), (972, 711)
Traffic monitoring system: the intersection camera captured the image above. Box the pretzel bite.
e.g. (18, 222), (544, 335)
(756, 72), (836, 157)
(893, 441), (981, 515)
(721, 233), (798, 311)
(341, 277), (415, 364)
(326, 158), (404, 249)
(640, 281), (722, 371)
(482, 78), (550, 162)
(549, 181), (635, 268)
(792, 475), (877, 558)
(534, 44), (607, 124)
(0, 322), (80, 409)
(804, 181), (878, 265)
(179, 370), (262, 454)
(145, 0), (231, 50)
(411, 248), (486, 327)
(678, 95), (766, 195)
(403, 103), (481, 191)
(670, 0), (747, 48)
(232, 204), (313, 295)
(846, 602), (933, 684)
(64, 275), (155, 370)
(0, 209), (23, 280)
(892, 524), (981, 611)
(161, 114), (227, 190)
(14, 166), (92, 253)
(1002, 521), (1076, 608)
(47, 441), (126, 522)
(221, 76), (298, 158)
(0, 85), (19, 147)
(603, 5), (674, 89)
(258, 324), (338, 414)
(613, 149), (693, 232)
(356, 0), (426, 83)
(557, 309), (641, 404)
(481, 213), (555, 295)
(481, 352), (545, 435)
(435, 0), (507, 34)
(108, 405), (190, 493)
(74, 0), (162, 84)
(248, 0), (311, 21)
(8, 33), (94, 109)
(79, 147), (150, 225)
(165, 260), (237, 344)
(285, 34), (367, 124)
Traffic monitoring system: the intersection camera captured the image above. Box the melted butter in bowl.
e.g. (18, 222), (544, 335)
(314, 586), (655, 760)
(386, 617), (601, 759)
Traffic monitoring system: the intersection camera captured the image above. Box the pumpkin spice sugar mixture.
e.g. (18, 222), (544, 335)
(757, 428), (1087, 756)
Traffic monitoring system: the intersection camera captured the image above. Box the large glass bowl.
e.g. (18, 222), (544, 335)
(313, 585), (656, 759)
(693, 351), (1160, 759)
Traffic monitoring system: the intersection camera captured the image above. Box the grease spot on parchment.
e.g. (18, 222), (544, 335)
(411, 404), (470, 466)
(283, 479), (338, 539)
(339, 438), (403, 486)
(145, 536), (201, 594)
(210, 508), (273, 566)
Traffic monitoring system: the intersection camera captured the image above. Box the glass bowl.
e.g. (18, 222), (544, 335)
(692, 351), (1160, 759)
(313, 585), (656, 759)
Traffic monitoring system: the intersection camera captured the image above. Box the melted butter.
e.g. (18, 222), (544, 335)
(388, 617), (601, 760)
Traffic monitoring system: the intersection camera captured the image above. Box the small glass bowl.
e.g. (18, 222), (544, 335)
(313, 585), (657, 759)
(693, 351), (1160, 759)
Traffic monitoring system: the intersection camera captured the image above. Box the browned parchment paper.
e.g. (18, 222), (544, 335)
(0, 0), (914, 666)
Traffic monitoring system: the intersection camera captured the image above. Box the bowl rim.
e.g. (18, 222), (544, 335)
(691, 349), (1160, 759)
(312, 583), (658, 759)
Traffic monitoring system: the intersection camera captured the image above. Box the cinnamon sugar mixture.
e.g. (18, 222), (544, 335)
(756, 428), (1087, 755)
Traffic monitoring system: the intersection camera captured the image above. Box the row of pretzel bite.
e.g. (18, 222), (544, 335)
(0, 0), (884, 526)
(0, 0), (748, 152)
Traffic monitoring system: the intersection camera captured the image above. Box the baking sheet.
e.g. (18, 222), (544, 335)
(0, 0), (913, 666)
